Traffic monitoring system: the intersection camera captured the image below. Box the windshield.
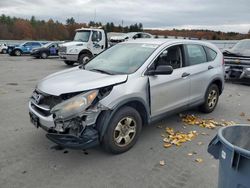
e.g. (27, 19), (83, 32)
(74, 31), (91, 42)
(232, 40), (250, 50)
(43, 42), (53, 48)
(85, 43), (158, 74)
(20, 42), (27, 46)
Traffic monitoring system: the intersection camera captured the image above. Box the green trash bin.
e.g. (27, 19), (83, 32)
(208, 125), (250, 188)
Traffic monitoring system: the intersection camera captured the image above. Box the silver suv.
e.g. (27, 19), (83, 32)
(29, 39), (224, 154)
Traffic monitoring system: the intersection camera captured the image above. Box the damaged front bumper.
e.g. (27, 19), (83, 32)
(225, 65), (250, 80)
(46, 127), (99, 149)
(29, 99), (106, 149)
(224, 57), (250, 80)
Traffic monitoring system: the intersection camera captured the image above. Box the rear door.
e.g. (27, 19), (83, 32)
(184, 44), (218, 103)
(148, 44), (191, 117)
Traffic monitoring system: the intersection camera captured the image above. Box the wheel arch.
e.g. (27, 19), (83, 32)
(208, 78), (223, 95)
(78, 49), (93, 60)
(14, 48), (22, 53)
(97, 98), (150, 140)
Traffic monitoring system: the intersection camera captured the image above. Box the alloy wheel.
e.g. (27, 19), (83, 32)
(113, 117), (137, 147)
(207, 89), (218, 109)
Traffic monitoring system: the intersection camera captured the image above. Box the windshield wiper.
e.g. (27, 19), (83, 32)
(89, 68), (114, 75)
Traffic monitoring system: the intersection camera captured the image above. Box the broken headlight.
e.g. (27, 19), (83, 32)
(51, 90), (98, 120)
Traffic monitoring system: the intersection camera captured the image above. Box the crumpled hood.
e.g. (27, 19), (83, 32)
(61, 41), (88, 48)
(223, 49), (250, 58)
(37, 67), (127, 96)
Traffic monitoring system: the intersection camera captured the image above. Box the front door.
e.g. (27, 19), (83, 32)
(148, 45), (190, 117)
(90, 30), (105, 55)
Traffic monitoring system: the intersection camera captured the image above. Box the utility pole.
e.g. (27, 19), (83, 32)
(122, 20), (124, 32)
(94, 9), (96, 23)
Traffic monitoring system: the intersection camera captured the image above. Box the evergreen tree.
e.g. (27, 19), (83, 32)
(66, 17), (75, 25)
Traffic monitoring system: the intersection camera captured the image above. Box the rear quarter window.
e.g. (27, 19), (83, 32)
(204, 46), (217, 61)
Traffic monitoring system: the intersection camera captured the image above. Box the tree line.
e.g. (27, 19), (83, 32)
(0, 14), (249, 41)
(146, 29), (250, 40)
(0, 15), (143, 40)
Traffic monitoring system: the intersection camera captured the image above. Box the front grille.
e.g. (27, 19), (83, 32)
(59, 46), (66, 53)
(31, 90), (81, 117)
(31, 90), (63, 116)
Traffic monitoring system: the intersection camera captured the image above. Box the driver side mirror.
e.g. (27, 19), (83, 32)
(146, 65), (173, 76)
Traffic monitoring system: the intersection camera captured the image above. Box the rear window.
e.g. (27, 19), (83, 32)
(204, 46), (217, 61)
(186, 44), (207, 65)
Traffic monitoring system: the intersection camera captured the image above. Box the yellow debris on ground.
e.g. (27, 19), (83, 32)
(159, 160), (165, 166)
(180, 114), (235, 129)
(163, 127), (198, 147)
(195, 158), (203, 163)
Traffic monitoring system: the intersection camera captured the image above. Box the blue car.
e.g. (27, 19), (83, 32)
(8, 41), (43, 56)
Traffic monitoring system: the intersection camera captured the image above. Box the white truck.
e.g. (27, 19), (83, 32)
(59, 28), (108, 66)
(0, 43), (7, 54)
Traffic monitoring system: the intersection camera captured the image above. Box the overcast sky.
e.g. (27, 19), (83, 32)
(1, 0), (250, 33)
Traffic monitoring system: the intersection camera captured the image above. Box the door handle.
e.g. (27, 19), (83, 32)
(208, 65), (214, 70)
(182, 72), (190, 78)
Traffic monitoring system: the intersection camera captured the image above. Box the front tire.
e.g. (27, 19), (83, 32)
(102, 107), (142, 154)
(200, 84), (219, 113)
(41, 52), (48, 59)
(78, 53), (92, 65)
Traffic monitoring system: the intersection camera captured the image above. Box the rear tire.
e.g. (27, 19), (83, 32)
(64, 61), (75, 66)
(14, 49), (22, 56)
(78, 53), (92, 65)
(102, 107), (142, 154)
(199, 84), (219, 113)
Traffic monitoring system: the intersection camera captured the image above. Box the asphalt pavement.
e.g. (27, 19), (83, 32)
(0, 54), (250, 188)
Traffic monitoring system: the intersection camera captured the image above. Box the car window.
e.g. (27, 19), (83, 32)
(50, 44), (56, 48)
(92, 31), (102, 42)
(24, 42), (32, 46)
(204, 46), (217, 61)
(85, 43), (158, 74)
(133, 34), (140, 39)
(153, 45), (183, 69)
(32, 42), (41, 46)
(142, 34), (151, 38)
(186, 44), (207, 65)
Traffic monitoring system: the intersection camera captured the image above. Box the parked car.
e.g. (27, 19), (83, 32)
(59, 28), (108, 66)
(224, 39), (250, 81)
(8, 41), (42, 56)
(29, 39), (224, 154)
(0, 43), (8, 54)
(109, 32), (153, 46)
(31, 42), (61, 59)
